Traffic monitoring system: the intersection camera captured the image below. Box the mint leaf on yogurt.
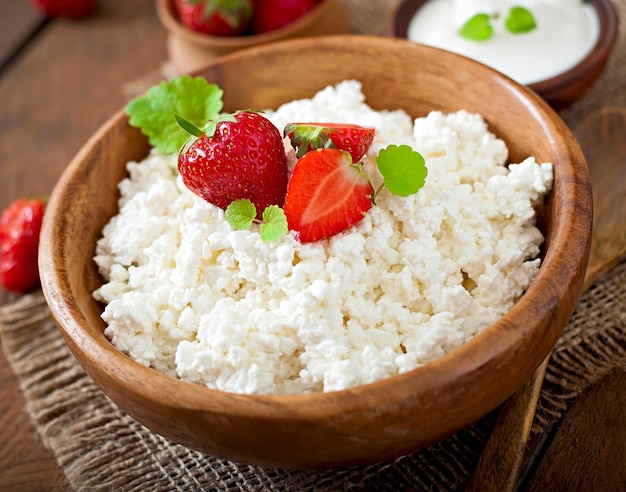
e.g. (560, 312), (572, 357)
(460, 13), (494, 41)
(505, 6), (537, 34)
(460, 7), (537, 42)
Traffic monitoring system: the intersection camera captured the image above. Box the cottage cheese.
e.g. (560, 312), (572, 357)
(93, 80), (553, 395)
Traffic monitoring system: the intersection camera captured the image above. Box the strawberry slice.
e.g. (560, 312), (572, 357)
(283, 148), (373, 243)
(284, 122), (375, 163)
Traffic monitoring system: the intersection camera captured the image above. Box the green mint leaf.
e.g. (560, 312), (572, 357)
(260, 205), (288, 242)
(376, 144), (427, 197)
(225, 199), (256, 230)
(459, 13), (493, 42)
(505, 6), (537, 34)
(125, 75), (223, 154)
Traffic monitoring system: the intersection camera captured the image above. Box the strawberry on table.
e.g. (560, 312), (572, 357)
(283, 148), (374, 243)
(0, 197), (47, 293)
(177, 111), (289, 217)
(29, 0), (96, 18)
(175, 0), (253, 36)
(284, 122), (375, 163)
(251, 0), (319, 34)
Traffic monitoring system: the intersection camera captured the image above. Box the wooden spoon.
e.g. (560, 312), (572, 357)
(467, 107), (626, 491)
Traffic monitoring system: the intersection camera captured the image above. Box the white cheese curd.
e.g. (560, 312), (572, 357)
(93, 80), (553, 395)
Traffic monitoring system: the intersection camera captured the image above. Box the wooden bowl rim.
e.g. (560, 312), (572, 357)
(40, 35), (591, 421)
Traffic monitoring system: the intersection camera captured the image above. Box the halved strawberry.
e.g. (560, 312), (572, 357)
(284, 122), (375, 163)
(283, 148), (373, 243)
(177, 111), (288, 217)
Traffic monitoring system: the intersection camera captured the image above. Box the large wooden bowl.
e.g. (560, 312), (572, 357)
(390, 0), (619, 111)
(39, 35), (592, 470)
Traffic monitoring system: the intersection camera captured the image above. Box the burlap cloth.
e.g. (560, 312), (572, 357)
(1, 1), (625, 490)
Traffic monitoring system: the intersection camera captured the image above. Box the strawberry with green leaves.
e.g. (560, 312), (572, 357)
(0, 197), (47, 293)
(176, 111), (289, 217)
(282, 144), (427, 242)
(127, 76), (289, 240)
(284, 122), (375, 162)
(125, 75), (428, 244)
(175, 0), (253, 36)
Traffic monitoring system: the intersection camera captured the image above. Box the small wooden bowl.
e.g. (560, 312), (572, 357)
(390, 0), (619, 111)
(39, 35), (592, 470)
(156, 0), (350, 74)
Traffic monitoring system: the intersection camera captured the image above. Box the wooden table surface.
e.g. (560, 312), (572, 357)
(0, 1), (624, 490)
(0, 1), (167, 489)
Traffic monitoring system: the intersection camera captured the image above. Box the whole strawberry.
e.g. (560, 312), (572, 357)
(177, 111), (288, 217)
(29, 0), (96, 18)
(0, 197), (47, 293)
(175, 0), (253, 36)
(252, 0), (319, 34)
(283, 148), (373, 243)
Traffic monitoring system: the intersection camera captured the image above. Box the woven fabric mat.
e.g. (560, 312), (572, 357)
(1, 0), (625, 490)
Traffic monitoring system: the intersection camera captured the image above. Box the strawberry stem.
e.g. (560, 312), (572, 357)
(372, 183), (385, 204)
(175, 114), (204, 137)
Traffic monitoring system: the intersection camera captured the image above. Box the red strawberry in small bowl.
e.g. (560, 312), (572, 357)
(251, 0), (320, 34)
(177, 111), (289, 217)
(174, 0), (253, 36)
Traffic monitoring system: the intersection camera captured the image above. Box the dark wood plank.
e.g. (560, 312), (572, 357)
(0, 0), (168, 488)
(527, 370), (626, 491)
(0, 0), (45, 71)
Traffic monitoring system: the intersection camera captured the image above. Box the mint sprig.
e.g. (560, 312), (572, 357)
(225, 199), (288, 242)
(260, 205), (289, 242)
(375, 144), (427, 198)
(460, 6), (536, 42)
(126, 76), (223, 154)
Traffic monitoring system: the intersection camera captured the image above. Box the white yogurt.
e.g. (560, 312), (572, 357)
(407, 0), (599, 84)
